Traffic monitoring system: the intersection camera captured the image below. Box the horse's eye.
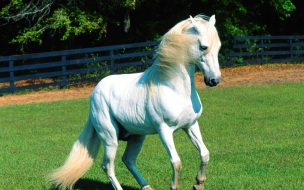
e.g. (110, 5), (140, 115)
(200, 46), (208, 51)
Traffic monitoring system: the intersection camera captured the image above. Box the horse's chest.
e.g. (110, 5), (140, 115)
(163, 105), (201, 129)
(156, 90), (202, 128)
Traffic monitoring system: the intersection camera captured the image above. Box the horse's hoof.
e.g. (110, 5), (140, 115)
(193, 184), (204, 190)
(142, 185), (153, 190)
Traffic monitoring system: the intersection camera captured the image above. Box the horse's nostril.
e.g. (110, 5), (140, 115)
(204, 77), (218, 87)
(211, 79), (217, 86)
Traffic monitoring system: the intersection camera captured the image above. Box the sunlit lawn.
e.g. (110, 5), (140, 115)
(0, 82), (303, 189)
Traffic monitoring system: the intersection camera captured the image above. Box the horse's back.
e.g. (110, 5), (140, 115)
(94, 72), (142, 93)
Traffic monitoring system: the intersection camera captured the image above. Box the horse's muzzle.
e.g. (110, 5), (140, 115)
(204, 77), (220, 87)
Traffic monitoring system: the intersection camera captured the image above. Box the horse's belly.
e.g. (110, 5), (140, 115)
(113, 109), (158, 135)
(111, 96), (157, 135)
(120, 122), (158, 135)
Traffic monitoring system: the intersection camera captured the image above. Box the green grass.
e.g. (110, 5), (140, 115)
(0, 82), (303, 189)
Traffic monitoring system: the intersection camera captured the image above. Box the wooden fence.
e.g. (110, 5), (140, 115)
(221, 36), (304, 66)
(1, 36), (304, 94)
(0, 41), (159, 94)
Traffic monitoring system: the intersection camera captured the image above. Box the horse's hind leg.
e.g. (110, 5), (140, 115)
(122, 135), (153, 190)
(92, 115), (123, 190)
(101, 140), (123, 190)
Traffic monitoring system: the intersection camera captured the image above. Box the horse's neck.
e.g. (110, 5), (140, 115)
(165, 64), (196, 96)
(144, 62), (196, 98)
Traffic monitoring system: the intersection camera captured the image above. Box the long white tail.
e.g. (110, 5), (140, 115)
(48, 118), (100, 190)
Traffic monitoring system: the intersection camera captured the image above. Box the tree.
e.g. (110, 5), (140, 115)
(0, 0), (140, 54)
(0, 0), (299, 55)
(127, 0), (297, 41)
(198, 0), (296, 36)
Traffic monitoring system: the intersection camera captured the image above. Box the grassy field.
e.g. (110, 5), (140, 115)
(0, 82), (303, 189)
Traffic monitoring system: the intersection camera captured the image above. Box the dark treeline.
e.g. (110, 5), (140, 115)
(0, 0), (303, 56)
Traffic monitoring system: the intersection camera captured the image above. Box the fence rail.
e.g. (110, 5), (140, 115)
(221, 36), (304, 66)
(0, 41), (159, 94)
(1, 36), (304, 94)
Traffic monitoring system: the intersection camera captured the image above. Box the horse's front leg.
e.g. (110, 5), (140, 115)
(158, 124), (181, 190)
(183, 121), (209, 190)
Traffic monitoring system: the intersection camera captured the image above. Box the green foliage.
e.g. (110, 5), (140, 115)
(7, 6), (105, 44)
(211, 0), (296, 36)
(0, 0), (300, 55)
(0, 0), (141, 45)
(0, 0), (23, 16)
(270, 0), (296, 19)
(84, 54), (110, 79)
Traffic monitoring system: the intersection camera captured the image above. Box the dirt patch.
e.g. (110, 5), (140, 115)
(196, 63), (304, 87)
(1, 64), (304, 106)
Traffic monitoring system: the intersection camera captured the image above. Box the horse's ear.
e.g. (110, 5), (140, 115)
(190, 15), (203, 33)
(209, 15), (216, 25)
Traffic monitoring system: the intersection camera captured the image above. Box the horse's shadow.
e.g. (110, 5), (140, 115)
(73, 178), (138, 190)
(51, 178), (138, 190)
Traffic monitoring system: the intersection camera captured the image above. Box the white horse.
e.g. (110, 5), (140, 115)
(48, 14), (221, 190)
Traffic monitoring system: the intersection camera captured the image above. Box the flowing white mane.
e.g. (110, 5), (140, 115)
(145, 14), (220, 87)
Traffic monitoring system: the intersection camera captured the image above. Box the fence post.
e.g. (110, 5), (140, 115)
(110, 50), (114, 74)
(62, 55), (67, 88)
(260, 37), (264, 64)
(227, 36), (234, 67)
(290, 37), (294, 63)
(9, 60), (15, 93)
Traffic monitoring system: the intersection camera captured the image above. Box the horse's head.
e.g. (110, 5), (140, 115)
(188, 15), (221, 87)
